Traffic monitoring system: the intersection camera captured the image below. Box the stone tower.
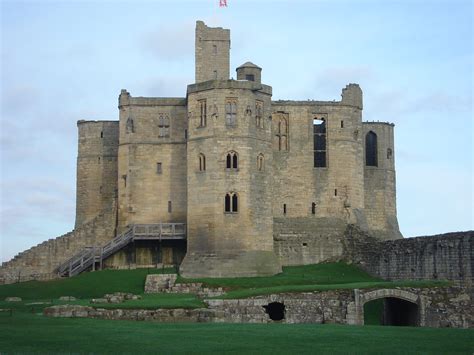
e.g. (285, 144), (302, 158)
(180, 22), (281, 277)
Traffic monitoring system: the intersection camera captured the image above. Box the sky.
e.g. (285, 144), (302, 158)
(0, 0), (472, 262)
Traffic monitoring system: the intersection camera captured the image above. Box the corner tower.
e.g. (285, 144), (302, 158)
(180, 21), (281, 277)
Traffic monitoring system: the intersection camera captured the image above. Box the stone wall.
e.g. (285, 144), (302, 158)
(344, 226), (474, 284)
(44, 286), (472, 328)
(0, 201), (117, 284)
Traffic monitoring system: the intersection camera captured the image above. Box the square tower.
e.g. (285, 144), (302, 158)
(195, 21), (230, 83)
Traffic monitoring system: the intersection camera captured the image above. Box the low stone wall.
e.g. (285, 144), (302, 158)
(44, 286), (473, 328)
(144, 274), (225, 297)
(343, 226), (474, 284)
(0, 201), (117, 284)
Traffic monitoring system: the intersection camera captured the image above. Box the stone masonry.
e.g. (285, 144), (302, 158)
(2, 20), (412, 280)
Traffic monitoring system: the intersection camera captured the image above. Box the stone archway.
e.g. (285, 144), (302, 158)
(347, 289), (427, 326)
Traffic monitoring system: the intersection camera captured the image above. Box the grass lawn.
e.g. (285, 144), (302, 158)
(1, 312), (473, 354)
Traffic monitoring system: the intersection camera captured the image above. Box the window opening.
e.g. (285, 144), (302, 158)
(199, 154), (206, 172)
(275, 116), (289, 151)
(199, 100), (207, 127)
(366, 131), (378, 166)
(334, 189), (338, 196)
(225, 99), (237, 126)
(213, 44), (217, 55)
(263, 302), (285, 321)
(311, 202), (316, 215)
(313, 118), (327, 167)
(100, 131), (103, 138)
(341, 120), (344, 128)
(257, 154), (264, 171)
(246, 74), (255, 81)
(126, 117), (134, 133)
(225, 192), (238, 213)
(283, 204), (287, 215)
(226, 151), (238, 170)
(168, 201), (172, 213)
(158, 114), (170, 137)
(387, 148), (392, 159)
(157, 162), (162, 174)
(256, 101), (263, 128)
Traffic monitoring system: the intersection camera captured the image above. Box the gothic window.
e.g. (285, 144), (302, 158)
(198, 153), (206, 172)
(256, 101), (263, 128)
(313, 118), (327, 167)
(225, 99), (237, 126)
(226, 151), (238, 170)
(275, 116), (289, 151)
(126, 117), (134, 133)
(225, 192), (238, 213)
(257, 154), (264, 171)
(199, 99), (207, 127)
(158, 114), (170, 137)
(366, 131), (378, 167)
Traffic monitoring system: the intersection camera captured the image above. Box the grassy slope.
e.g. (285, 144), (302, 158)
(1, 313), (473, 354)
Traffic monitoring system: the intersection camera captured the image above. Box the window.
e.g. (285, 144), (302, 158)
(158, 114), (170, 137)
(225, 99), (237, 126)
(199, 100), (207, 127)
(257, 154), (264, 171)
(246, 74), (255, 81)
(283, 204), (287, 215)
(365, 131), (378, 166)
(126, 117), (134, 133)
(311, 202), (316, 215)
(340, 120), (344, 128)
(213, 44), (217, 55)
(214, 70), (217, 79)
(225, 192), (238, 213)
(226, 151), (238, 170)
(198, 153), (206, 171)
(275, 116), (289, 151)
(168, 201), (172, 213)
(100, 131), (103, 138)
(313, 118), (326, 167)
(387, 148), (393, 159)
(256, 101), (263, 128)
(157, 162), (162, 174)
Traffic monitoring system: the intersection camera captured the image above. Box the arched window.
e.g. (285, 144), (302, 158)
(313, 118), (326, 167)
(126, 117), (134, 133)
(198, 153), (206, 171)
(225, 192), (238, 213)
(257, 154), (264, 171)
(256, 101), (263, 128)
(226, 151), (238, 170)
(366, 131), (378, 167)
(199, 99), (207, 127)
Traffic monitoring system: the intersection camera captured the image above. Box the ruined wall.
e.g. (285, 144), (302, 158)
(117, 91), (187, 233)
(0, 200), (117, 284)
(363, 122), (401, 240)
(344, 227), (474, 284)
(75, 120), (119, 228)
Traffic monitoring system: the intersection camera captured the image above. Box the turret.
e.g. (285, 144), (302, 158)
(236, 62), (262, 83)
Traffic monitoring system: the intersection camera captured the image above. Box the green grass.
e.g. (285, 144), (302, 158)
(0, 268), (174, 300)
(1, 312), (473, 354)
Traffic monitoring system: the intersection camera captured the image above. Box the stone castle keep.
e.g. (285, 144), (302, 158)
(4, 20), (441, 283)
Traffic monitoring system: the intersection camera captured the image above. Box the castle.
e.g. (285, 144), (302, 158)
(0, 21), (404, 282)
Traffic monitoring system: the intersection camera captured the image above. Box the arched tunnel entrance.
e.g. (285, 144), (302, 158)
(364, 297), (419, 326)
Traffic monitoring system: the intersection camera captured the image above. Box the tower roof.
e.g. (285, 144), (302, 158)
(237, 61), (261, 70)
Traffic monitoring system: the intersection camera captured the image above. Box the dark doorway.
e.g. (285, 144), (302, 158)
(263, 302), (285, 321)
(364, 297), (419, 326)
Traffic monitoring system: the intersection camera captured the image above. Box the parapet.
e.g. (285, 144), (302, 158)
(341, 83), (363, 110)
(118, 89), (186, 108)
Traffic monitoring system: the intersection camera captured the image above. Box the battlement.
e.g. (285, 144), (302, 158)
(341, 83), (363, 109)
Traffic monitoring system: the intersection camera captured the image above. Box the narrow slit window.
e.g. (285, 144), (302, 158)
(199, 99), (207, 127)
(256, 101), (263, 128)
(257, 154), (264, 171)
(199, 154), (206, 172)
(275, 116), (289, 151)
(283, 204), (287, 215)
(168, 201), (172, 213)
(157, 162), (162, 174)
(311, 202), (316, 215)
(100, 131), (103, 138)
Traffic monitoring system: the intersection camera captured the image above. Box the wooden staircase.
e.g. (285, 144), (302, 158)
(56, 223), (186, 277)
